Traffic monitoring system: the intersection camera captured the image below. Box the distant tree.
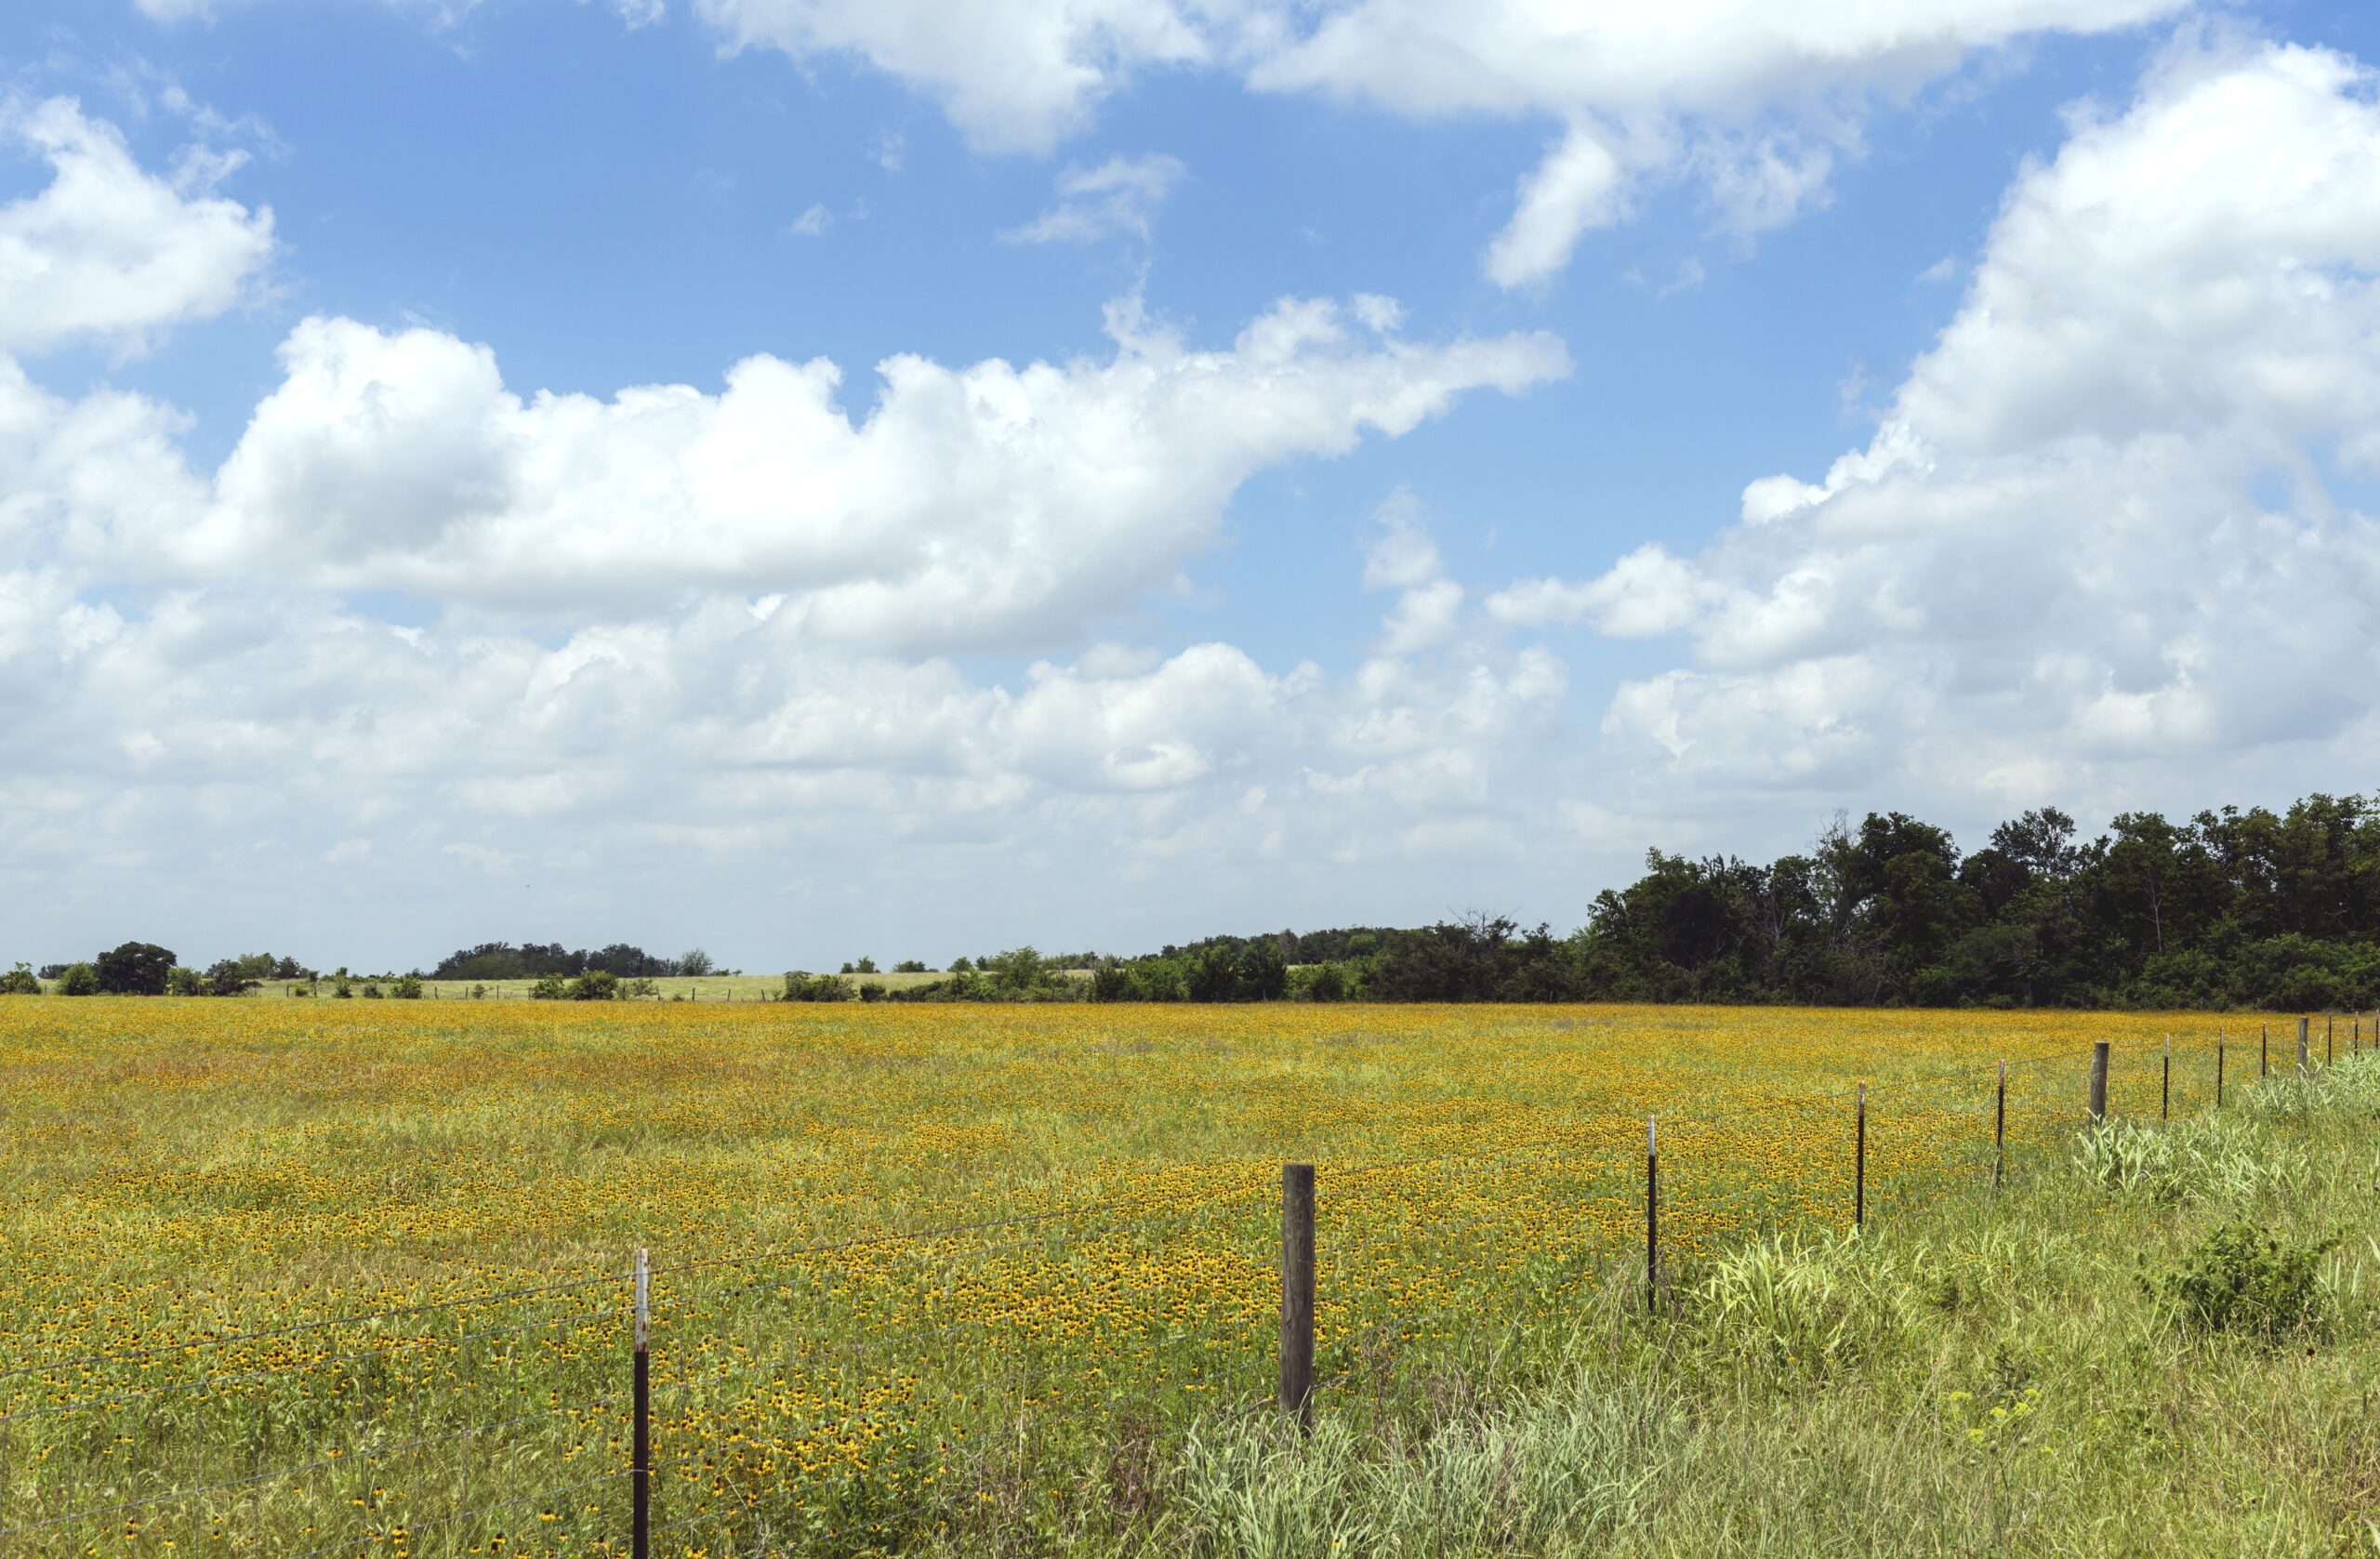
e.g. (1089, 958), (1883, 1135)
(893, 959), (927, 973)
(332, 975), (354, 998)
(96, 943), (176, 996)
(204, 959), (259, 997)
(676, 948), (715, 977)
(361, 982), (385, 998)
(568, 971), (619, 1000)
(36, 963), (66, 980)
(390, 974), (424, 999)
(853, 956), (879, 974)
(57, 963), (99, 996)
(0, 962), (38, 995)
(948, 957), (973, 973)
(529, 973), (569, 1000)
(622, 976), (659, 998)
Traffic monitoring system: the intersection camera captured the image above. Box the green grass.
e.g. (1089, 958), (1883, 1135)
(928, 1058), (2380, 1557)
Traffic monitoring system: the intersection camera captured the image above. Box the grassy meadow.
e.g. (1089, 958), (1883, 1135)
(0, 999), (2371, 1555)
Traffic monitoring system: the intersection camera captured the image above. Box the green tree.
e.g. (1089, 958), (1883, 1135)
(57, 963), (99, 996)
(0, 962), (39, 995)
(96, 942), (176, 996)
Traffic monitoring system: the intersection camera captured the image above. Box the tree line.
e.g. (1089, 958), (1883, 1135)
(17, 794), (2380, 1010)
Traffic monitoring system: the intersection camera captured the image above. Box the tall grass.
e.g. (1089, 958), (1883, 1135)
(925, 1053), (2380, 1556)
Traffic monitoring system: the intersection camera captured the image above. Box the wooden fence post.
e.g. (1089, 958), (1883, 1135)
(2088, 1040), (2109, 1125)
(1279, 1164), (1315, 1425)
(2217, 1029), (2226, 1108)
(1993, 1062), (2005, 1191)
(1646, 1118), (1659, 1314)
(2261, 1024), (2268, 1079)
(2326, 1014), (2334, 1066)
(2162, 1035), (2170, 1122)
(633, 1248), (651, 1559)
(2299, 1015), (2310, 1076)
(1855, 1083), (1867, 1228)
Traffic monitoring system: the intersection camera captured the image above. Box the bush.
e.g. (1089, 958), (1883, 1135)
(529, 973), (569, 1000)
(165, 967), (206, 997)
(622, 977), (658, 998)
(204, 958), (258, 997)
(57, 963), (98, 996)
(893, 959), (927, 973)
(390, 974), (424, 999)
(361, 983), (384, 998)
(858, 981), (888, 1002)
(333, 975), (354, 998)
(783, 972), (854, 1002)
(0, 962), (39, 995)
(2161, 1222), (2337, 1342)
(96, 942), (176, 996)
(568, 971), (619, 1000)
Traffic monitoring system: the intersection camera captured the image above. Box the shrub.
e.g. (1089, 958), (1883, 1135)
(568, 971), (619, 1000)
(165, 967), (206, 997)
(96, 942), (176, 996)
(390, 974), (424, 999)
(529, 973), (569, 1000)
(893, 959), (927, 973)
(470, 983), (488, 999)
(333, 975), (354, 998)
(57, 963), (99, 997)
(204, 958), (258, 997)
(858, 981), (888, 1002)
(622, 977), (658, 998)
(2160, 1222), (2338, 1342)
(783, 972), (854, 1002)
(0, 962), (38, 995)
(361, 983), (385, 998)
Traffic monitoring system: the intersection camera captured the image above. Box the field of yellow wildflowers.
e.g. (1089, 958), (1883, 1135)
(0, 998), (2281, 1555)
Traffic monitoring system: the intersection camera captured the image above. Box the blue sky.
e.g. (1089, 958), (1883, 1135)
(4, 0), (2379, 970)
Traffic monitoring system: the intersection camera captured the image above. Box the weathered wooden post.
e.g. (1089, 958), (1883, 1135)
(2261, 1023), (2269, 1079)
(2162, 1035), (2171, 1121)
(2088, 1040), (2109, 1125)
(2299, 1015), (2310, 1076)
(1279, 1164), (1315, 1425)
(2216, 1029), (2226, 1107)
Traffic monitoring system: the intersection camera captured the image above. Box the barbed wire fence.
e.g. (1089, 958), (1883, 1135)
(1, 1013), (2367, 1558)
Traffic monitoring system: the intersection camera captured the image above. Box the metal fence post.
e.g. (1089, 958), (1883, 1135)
(1646, 1118), (1659, 1313)
(1854, 1082), (1867, 1228)
(1279, 1165), (1315, 1426)
(634, 1249), (651, 1559)
(1993, 1062), (2005, 1191)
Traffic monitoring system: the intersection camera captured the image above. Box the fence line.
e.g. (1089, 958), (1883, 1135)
(5, 1015), (2367, 1557)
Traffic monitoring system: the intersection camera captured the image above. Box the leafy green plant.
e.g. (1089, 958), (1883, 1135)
(2160, 1222), (2338, 1341)
(0, 962), (42, 995)
(390, 975), (424, 999)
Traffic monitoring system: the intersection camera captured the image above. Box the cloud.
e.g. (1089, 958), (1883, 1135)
(1483, 123), (1627, 287)
(691, 2), (2189, 282)
(1501, 39), (2380, 832)
(149, 298), (1564, 654)
(0, 97), (274, 356)
(789, 201), (835, 235)
(693, 0), (1209, 154)
(1001, 152), (1185, 244)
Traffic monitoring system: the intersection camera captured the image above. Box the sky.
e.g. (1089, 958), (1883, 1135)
(4, 0), (2380, 971)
